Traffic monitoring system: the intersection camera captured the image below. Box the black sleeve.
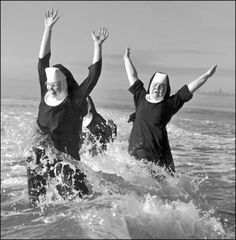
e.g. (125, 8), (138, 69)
(75, 59), (102, 102)
(37, 52), (51, 98)
(168, 85), (193, 115)
(127, 112), (136, 123)
(128, 80), (146, 108)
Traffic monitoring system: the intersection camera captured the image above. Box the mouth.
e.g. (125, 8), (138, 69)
(152, 90), (164, 98)
(154, 90), (161, 94)
(49, 90), (57, 96)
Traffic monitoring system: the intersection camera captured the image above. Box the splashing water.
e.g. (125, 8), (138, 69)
(1, 98), (235, 239)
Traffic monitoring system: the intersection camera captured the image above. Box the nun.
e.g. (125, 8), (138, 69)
(26, 9), (109, 205)
(124, 46), (217, 174)
(81, 96), (117, 156)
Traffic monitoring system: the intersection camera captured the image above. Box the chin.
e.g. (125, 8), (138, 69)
(151, 94), (164, 102)
(153, 94), (162, 99)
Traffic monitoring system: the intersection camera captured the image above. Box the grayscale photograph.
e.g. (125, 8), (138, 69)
(1, 1), (235, 239)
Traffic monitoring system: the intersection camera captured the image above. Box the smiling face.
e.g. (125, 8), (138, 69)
(46, 80), (62, 97)
(149, 73), (168, 101)
(45, 67), (67, 98)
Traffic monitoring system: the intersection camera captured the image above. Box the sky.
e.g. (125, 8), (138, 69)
(1, 1), (235, 103)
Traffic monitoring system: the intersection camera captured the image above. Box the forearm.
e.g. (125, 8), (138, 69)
(39, 27), (52, 59)
(78, 59), (102, 99)
(93, 43), (102, 64)
(187, 73), (208, 94)
(124, 57), (138, 86)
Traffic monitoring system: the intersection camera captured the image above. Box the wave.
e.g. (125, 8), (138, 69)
(1, 102), (235, 239)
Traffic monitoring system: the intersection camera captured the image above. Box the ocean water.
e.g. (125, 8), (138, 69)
(1, 96), (235, 239)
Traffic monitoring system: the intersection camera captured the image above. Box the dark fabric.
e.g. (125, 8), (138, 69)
(26, 146), (89, 206)
(82, 112), (117, 156)
(87, 96), (98, 114)
(86, 96), (117, 146)
(79, 95), (117, 156)
(128, 72), (171, 124)
(52, 64), (79, 94)
(87, 114), (117, 142)
(37, 52), (102, 160)
(128, 80), (192, 172)
(37, 51), (51, 97)
(128, 112), (136, 123)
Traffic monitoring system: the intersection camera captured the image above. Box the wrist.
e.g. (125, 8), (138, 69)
(94, 42), (102, 47)
(204, 72), (209, 79)
(45, 26), (52, 31)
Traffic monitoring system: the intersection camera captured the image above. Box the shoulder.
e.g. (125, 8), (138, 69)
(170, 85), (193, 102)
(129, 79), (145, 93)
(89, 59), (102, 70)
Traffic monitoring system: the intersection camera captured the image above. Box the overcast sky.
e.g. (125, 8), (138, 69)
(1, 1), (235, 100)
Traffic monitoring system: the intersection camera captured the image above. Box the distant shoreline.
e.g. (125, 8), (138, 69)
(196, 91), (235, 97)
(1, 93), (235, 114)
(1, 89), (235, 100)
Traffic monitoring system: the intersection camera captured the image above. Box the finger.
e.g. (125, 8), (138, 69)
(211, 65), (217, 72)
(105, 30), (109, 38)
(100, 27), (104, 36)
(45, 11), (49, 18)
(99, 27), (102, 36)
(53, 9), (58, 19)
(105, 28), (108, 36)
(105, 28), (109, 37)
(53, 16), (60, 24)
(53, 10), (59, 20)
(103, 27), (107, 36)
(51, 8), (53, 16)
(101, 27), (104, 36)
(103, 33), (108, 41)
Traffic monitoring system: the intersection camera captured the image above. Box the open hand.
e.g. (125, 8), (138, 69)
(92, 27), (109, 45)
(44, 9), (60, 29)
(124, 45), (131, 59)
(206, 65), (217, 78)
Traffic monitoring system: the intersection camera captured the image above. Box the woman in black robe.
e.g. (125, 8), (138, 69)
(81, 96), (117, 156)
(124, 46), (217, 174)
(26, 9), (109, 205)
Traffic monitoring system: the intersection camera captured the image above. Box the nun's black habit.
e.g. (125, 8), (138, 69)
(37, 52), (102, 160)
(128, 72), (192, 172)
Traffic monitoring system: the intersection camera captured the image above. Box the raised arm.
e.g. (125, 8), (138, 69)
(76, 28), (108, 100)
(39, 9), (59, 58)
(91, 27), (109, 64)
(123, 46), (138, 86)
(187, 65), (217, 94)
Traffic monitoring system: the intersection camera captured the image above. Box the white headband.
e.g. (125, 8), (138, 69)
(152, 72), (167, 83)
(45, 67), (66, 83)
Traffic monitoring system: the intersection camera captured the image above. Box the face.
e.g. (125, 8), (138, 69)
(46, 80), (62, 97)
(149, 75), (167, 101)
